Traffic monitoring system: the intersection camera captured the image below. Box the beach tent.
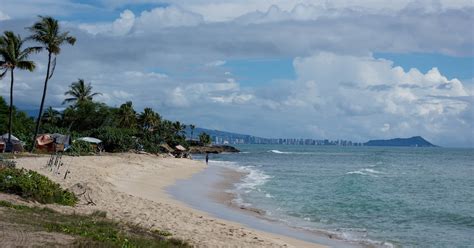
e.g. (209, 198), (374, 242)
(175, 145), (186, 151)
(0, 133), (24, 152)
(77, 137), (102, 144)
(1, 133), (20, 142)
(173, 145), (189, 158)
(76, 137), (104, 152)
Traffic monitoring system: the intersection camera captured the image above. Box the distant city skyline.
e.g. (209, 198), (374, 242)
(0, 0), (473, 147)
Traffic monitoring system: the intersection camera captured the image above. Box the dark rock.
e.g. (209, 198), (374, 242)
(189, 145), (240, 154)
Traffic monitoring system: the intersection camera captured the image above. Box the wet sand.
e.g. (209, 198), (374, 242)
(168, 162), (360, 247)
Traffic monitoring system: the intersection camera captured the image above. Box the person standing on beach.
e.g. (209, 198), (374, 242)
(205, 153), (209, 165)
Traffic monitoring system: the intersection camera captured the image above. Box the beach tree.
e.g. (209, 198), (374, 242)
(63, 78), (101, 106)
(0, 31), (39, 150)
(28, 16), (76, 151)
(173, 121), (186, 136)
(41, 106), (61, 125)
(117, 101), (137, 129)
(199, 132), (211, 146)
(189, 124), (195, 140)
(138, 107), (161, 131)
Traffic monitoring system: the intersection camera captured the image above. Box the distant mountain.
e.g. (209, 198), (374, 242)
(364, 136), (437, 147)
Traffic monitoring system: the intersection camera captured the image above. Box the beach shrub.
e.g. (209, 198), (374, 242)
(0, 167), (77, 206)
(67, 140), (94, 155)
(89, 127), (138, 152)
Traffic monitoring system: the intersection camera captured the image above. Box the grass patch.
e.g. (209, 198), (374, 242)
(0, 200), (190, 247)
(0, 167), (78, 205)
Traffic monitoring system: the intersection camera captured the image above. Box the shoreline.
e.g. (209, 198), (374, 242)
(168, 161), (360, 248)
(12, 153), (328, 247)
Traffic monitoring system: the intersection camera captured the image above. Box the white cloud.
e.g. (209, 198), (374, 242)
(0, 10), (10, 21)
(79, 9), (135, 36)
(205, 60), (226, 67)
(79, 6), (204, 35)
(136, 6), (203, 30)
(264, 52), (472, 145)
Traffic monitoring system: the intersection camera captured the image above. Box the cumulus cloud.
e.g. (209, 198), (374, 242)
(0, 10), (10, 21)
(205, 60), (226, 67)
(79, 6), (203, 35)
(79, 10), (135, 36)
(258, 52), (472, 146)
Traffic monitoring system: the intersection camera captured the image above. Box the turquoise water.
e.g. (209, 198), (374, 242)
(206, 145), (474, 247)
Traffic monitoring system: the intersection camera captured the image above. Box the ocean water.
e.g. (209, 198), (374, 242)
(204, 145), (474, 247)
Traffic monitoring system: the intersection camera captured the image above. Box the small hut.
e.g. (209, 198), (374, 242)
(35, 133), (71, 153)
(0, 133), (24, 153)
(174, 145), (189, 158)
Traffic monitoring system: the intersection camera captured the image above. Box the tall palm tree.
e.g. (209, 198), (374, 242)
(189, 124), (196, 140)
(138, 107), (161, 131)
(0, 31), (39, 150)
(173, 121), (186, 136)
(63, 78), (101, 106)
(28, 16), (76, 151)
(117, 101), (137, 129)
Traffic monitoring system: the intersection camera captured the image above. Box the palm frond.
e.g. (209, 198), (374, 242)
(17, 60), (36, 71)
(0, 69), (7, 79)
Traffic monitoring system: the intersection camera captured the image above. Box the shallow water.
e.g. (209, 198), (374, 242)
(198, 145), (474, 247)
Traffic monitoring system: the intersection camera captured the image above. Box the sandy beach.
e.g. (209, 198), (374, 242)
(12, 153), (326, 248)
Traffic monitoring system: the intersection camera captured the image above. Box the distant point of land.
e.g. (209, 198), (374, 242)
(364, 136), (437, 147)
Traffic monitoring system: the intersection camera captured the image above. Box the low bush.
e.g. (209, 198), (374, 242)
(0, 167), (77, 206)
(89, 127), (138, 152)
(67, 140), (94, 155)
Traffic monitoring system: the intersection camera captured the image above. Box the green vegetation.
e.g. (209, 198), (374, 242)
(199, 132), (211, 146)
(0, 167), (77, 205)
(67, 139), (94, 156)
(0, 200), (190, 247)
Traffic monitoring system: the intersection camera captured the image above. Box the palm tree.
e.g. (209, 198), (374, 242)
(117, 101), (137, 128)
(28, 16), (76, 151)
(0, 31), (39, 150)
(41, 106), (61, 125)
(173, 121), (186, 136)
(138, 107), (161, 131)
(189, 124), (196, 140)
(63, 78), (101, 106)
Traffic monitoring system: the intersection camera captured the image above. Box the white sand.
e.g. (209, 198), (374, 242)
(15, 153), (326, 248)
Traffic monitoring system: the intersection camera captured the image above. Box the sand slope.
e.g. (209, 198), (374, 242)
(15, 153), (325, 248)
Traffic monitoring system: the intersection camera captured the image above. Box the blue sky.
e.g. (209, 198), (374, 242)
(0, 0), (473, 147)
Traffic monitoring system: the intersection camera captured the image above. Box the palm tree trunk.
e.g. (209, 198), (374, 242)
(7, 68), (14, 152)
(31, 52), (51, 152)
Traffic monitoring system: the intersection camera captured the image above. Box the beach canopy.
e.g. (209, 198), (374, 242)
(77, 137), (102, 144)
(1, 133), (20, 142)
(175, 145), (186, 151)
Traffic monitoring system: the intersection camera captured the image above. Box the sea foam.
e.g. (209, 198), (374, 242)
(346, 168), (385, 177)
